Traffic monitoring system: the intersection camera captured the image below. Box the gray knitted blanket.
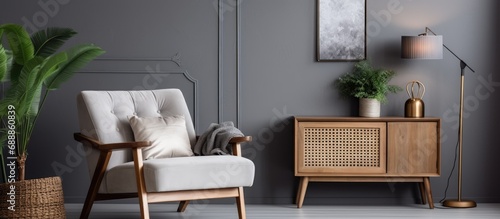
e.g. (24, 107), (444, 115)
(193, 121), (244, 155)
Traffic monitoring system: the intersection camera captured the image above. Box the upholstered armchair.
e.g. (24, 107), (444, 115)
(74, 89), (255, 219)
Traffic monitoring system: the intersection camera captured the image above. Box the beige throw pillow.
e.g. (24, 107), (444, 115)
(129, 115), (194, 160)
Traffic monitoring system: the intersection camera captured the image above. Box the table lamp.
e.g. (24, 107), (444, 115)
(401, 27), (476, 208)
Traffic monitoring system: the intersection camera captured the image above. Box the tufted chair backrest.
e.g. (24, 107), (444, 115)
(76, 89), (196, 179)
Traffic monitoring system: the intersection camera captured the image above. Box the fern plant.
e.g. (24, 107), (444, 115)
(0, 24), (105, 182)
(335, 60), (402, 103)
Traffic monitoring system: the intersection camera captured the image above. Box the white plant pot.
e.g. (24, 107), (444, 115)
(359, 98), (380, 117)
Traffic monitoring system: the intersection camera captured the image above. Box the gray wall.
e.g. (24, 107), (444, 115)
(1, 0), (499, 204)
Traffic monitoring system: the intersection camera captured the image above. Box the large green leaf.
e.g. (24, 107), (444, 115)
(45, 44), (104, 90)
(0, 24), (34, 65)
(0, 48), (67, 118)
(0, 30), (14, 83)
(8, 62), (22, 83)
(1, 50), (13, 82)
(13, 53), (67, 116)
(29, 52), (67, 115)
(23, 84), (43, 117)
(0, 56), (45, 117)
(10, 57), (44, 117)
(0, 70), (39, 118)
(35, 52), (68, 85)
(32, 27), (77, 57)
(18, 57), (43, 88)
(0, 44), (6, 82)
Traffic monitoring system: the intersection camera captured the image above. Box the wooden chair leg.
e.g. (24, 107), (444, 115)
(80, 151), (112, 219)
(177, 201), (190, 212)
(138, 196), (150, 219)
(236, 187), (246, 219)
(133, 149), (150, 219)
(80, 188), (97, 219)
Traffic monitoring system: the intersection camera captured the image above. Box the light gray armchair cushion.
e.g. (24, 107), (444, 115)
(105, 155), (255, 193)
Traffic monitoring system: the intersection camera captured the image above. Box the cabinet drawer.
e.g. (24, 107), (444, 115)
(295, 122), (386, 175)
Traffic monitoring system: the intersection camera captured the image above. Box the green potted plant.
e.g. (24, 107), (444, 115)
(335, 60), (402, 117)
(0, 23), (104, 218)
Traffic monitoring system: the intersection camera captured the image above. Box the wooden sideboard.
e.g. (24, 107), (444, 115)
(294, 117), (440, 209)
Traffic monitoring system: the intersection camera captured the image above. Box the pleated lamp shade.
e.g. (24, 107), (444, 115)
(401, 35), (443, 59)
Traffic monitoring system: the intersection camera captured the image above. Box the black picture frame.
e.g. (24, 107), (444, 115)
(317, 0), (366, 61)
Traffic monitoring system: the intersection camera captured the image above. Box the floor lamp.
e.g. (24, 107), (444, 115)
(401, 27), (476, 208)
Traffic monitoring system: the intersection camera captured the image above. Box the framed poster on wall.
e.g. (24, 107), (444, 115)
(317, 0), (366, 61)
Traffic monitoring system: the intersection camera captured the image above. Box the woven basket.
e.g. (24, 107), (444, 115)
(0, 176), (66, 219)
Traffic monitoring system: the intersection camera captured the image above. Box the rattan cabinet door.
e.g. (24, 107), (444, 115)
(296, 122), (387, 175)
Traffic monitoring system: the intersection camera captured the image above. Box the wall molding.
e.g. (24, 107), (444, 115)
(218, 0), (242, 127)
(94, 53), (183, 67)
(218, 0), (224, 123)
(236, 0), (242, 127)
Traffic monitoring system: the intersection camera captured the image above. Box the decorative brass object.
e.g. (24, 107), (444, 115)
(404, 81), (425, 118)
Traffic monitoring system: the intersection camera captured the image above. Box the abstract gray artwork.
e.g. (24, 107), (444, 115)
(317, 0), (366, 61)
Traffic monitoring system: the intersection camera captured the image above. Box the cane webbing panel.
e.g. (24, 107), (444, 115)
(303, 127), (381, 167)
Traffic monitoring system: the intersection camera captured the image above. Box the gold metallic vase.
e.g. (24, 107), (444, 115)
(405, 81), (425, 118)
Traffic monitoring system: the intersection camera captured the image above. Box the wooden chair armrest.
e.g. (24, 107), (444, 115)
(74, 133), (151, 151)
(229, 136), (252, 144)
(229, 136), (252, 156)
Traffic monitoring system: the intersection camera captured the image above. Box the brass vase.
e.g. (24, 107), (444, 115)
(404, 81), (425, 118)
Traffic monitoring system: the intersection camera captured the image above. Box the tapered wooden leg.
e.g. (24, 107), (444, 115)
(423, 177), (434, 209)
(419, 182), (427, 205)
(177, 201), (190, 212)
(132, 149), (150, 219)
(80, 189), (97, 219)
(296, 177), (309, 208)
(236, 187), (246, 219)
(80, 151), (112, 219)
(295, 178), (302, 205)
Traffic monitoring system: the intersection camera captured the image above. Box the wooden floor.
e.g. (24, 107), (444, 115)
(65, 203), (500, 219)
